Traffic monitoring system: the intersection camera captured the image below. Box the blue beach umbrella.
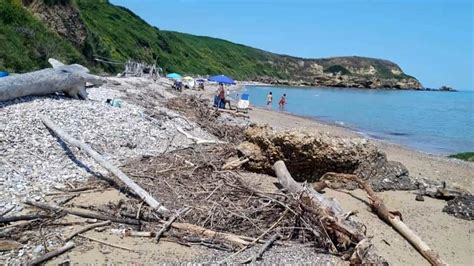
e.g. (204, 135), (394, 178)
(166, 73), (182, 80)
(208, 74), (236, 85)
(0, 71), (9, 78)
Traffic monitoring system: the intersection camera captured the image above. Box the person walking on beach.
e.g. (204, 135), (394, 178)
(266, 92), (273, 109)
(279, 93), (287, 110)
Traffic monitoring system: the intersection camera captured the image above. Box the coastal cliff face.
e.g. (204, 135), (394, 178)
(254, 57), (422, 89)
(1, 0), (422, 89)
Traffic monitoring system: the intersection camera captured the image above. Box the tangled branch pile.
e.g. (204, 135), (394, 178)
(115, 145), (383, 262)
(166, 95), (246, 144)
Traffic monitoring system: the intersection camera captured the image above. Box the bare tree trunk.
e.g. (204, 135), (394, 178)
(40, 116), (169, 215)
(0, 60), (104, 101)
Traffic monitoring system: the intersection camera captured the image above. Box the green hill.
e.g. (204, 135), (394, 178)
(0, 0), (423, 89)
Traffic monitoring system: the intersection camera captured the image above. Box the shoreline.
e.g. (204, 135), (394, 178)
(245, 105), (474, 191)
(238, 84), (472, 155)
(192, 82), (473, 189)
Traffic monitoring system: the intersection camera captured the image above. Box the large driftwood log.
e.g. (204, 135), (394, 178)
(41, 116), (169, 215)
(341, 174), (448, 266)
(273, 161), (385, 264)
(0, 59), (104, 101)
(274, 160), (365, 242)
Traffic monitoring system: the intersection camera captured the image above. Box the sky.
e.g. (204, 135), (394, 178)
(111, 0), (473, 90)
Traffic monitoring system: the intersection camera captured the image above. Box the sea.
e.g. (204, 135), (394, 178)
(239, 85), (474, 155)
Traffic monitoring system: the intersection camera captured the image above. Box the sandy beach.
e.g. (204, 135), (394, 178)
(245, 105), (473, 265)
(193, 84), (473, 265)
(1, 80), (472, 265)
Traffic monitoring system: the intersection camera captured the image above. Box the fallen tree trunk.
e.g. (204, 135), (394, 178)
(41, 115), (169, 215)
(0, 59), (104, 101)
(341, 173), (448, 266)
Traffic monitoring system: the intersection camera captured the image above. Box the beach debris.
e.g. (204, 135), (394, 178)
(110, 229), (155, 237)
(0, 240), (22, 251)
(78, 234), (137, 253)
(247, 233), (280, 263)
(123, 60), (159, 80)
(222, 157), (250, 170)
(63, 220), (111, 241)
(273, 161), (384, 264)
(443, 195), (474, 221)
(40, 115), (169, 215)
(156, 207), (191, 242)
(336, 173), (448, 265)
(25, 200), (140, 225)
(105, 98), (123, 108)
(177, 126), (225, 145)
(415, 194), (425, 201)
(27, 242), (75, 266)
(237, 126), (417, 191)
(166, 95), (248, 144)
(0, 59), (104, 102)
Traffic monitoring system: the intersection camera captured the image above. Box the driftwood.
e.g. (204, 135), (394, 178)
(273, 161), (388, 264)
(273, 161), (365, 243)
(342, 174), (448, 266)
(0, 59), (104, 101)
(78, 234), (137, 253)
(64, 220), (111, 241)
(40, 115), (169, 215)
(222, 158), (249, 170)
(111, 229), (155, 237)
(0, 214), (51, 223)
(171, 222), (253, 247)
(0, 206), (15, 217)
(176, 126), (225, 145)
(251, 233), (280, 263)
(25, 200), (140, 225)
(27, 242), (75, 266)
(156, 207), (191, 242)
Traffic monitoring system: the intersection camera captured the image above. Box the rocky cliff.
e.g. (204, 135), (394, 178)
(4, 0), (423, 89)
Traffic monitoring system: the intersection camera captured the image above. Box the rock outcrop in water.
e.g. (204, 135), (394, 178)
(237, 126), (417, 191)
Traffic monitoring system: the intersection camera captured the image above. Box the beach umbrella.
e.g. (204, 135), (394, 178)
(0, 71), (9, 78)
(208, 74), (236, 85)
(166, 73), (182, 80)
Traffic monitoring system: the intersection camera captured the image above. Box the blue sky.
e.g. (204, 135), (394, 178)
(111, 0), (473, 90)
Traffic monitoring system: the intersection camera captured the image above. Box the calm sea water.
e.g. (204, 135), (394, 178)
(240, 86), (474, 155)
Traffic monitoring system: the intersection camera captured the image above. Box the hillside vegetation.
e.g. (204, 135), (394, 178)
(0, 0), (84, 72)
(1, 0), (422, 89)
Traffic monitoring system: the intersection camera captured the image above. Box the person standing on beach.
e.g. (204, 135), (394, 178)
(266, 92), (273, 109)
(279, 93), (287, 110)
